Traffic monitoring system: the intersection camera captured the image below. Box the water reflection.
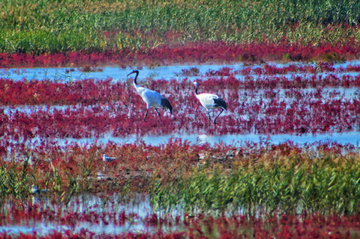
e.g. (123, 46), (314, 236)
(2, 60), (360, 82)
(0, 193), (159, 236)
(1, 64), (240, 82)
(15, 131), (358, 147)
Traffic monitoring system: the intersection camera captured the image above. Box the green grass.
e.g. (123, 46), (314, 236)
(0, 0), (360, 54)
(0, 153), (80, 206)
(150, 153), (360, 215)
(2, 142), (360, 214)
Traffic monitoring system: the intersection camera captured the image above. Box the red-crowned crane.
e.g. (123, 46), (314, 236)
(193, 81), (227, 125)
(127, 69), (172, 121)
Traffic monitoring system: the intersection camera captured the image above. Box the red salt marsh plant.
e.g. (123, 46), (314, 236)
(1, 96), (358, 138)
(1, 40), (360, 68)
(1, 209), (360, 238)
(2, 135), (360, 234)
(0, 73), (359, 139)
(1, 137), (359, 197)
(1, 137), (210, 197)
(0, 78), (120, 105)
(0, 202), (136, 227)
(1, 64), (360, 106)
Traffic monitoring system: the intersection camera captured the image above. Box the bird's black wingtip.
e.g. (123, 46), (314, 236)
(161, 98), (173, 113)
(214, 98), (227, 110)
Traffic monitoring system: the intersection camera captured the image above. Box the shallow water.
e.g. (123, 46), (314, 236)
(0, 64), (239, 81)
(1, 61), (360, 235)
(4, 131), (358, 149)
(0, 194), (169, 236)
(1, 61), (360, 147)
(2, 60), (360, 82)
(45, 131), (360, 147)
(0, 192), (256, 236)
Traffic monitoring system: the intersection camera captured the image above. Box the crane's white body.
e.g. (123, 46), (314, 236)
(195, 93), (223, 110)
(133, 84), (166, 110)
(194, 81), (227, 125)
(128, 70), (172, 121)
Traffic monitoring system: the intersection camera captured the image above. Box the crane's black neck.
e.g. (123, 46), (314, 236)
(133, 71), (139, 85)
(194, 84), (199, 95)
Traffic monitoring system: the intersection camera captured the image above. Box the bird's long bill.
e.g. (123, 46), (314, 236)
(127, 71), (135, 77)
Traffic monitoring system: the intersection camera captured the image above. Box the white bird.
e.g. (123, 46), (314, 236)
(193, 81), (227, 125)
(103, 154), (117, 162)
(31, 184), (47, 194)
(127, 69), (172, 121)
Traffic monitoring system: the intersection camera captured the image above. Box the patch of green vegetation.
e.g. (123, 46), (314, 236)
(151, 153), (360, 215)
(0, 0), (359, 54)
(2, 140), (360, 214)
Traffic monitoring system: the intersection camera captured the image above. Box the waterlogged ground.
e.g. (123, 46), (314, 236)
(2, 1), (360, 237)
(0, 194), (191, 236)
(2, 60), (360, 82)
(1, 61), (360, 146)
(2, 193), (360, 238)
(0, 194), (152, 235)
(1, 61), (360, 237)
(1, 193), (360, 238)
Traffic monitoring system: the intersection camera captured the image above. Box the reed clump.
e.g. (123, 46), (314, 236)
(151, 147), (360, 215)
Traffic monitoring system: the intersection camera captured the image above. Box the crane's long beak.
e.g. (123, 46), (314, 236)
(127, 71), (134, 77)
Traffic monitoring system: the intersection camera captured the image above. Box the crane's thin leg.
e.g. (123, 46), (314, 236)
(213, 109), (224, 125)
(154, 108), (162, 121)
(143, 109), (149, 121)
(207, 110), (211, 127)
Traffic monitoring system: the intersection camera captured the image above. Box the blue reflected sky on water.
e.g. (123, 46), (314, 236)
(1, 64), (238, 81)
(53, 131), (360, 147)
(0, 193), (180, 236)
(1, 60), (360, 82)
(1, 61), (360, 147)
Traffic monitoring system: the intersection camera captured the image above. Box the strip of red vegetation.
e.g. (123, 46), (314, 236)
(1, 138), (357, 194)
(2, 64), (360, 106)
(1, 95), (358, 138)
(1, 209), (359, 238)
(0, 202), (136, 227)
(0, 73), (359, 139)
(0, 41), (360, 68)
(1, 138), (359, 238)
